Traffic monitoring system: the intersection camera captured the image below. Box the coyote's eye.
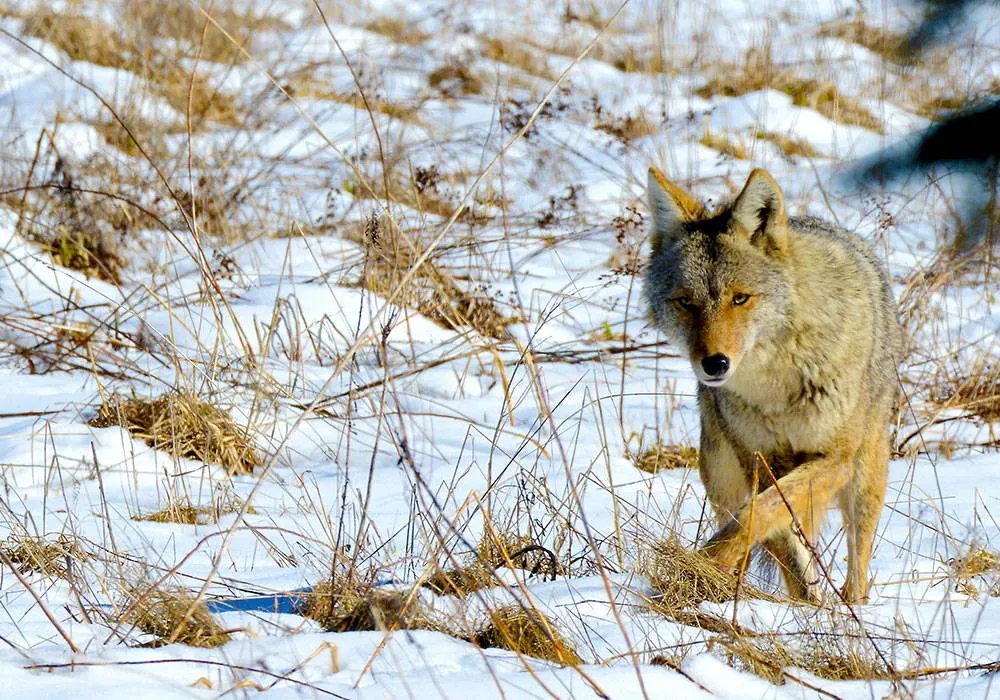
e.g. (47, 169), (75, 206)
(732, 292), (750, 306)
(674, 296), (696, 311)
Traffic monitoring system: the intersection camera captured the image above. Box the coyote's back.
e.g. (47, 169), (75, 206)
(643, 167), (901, 604)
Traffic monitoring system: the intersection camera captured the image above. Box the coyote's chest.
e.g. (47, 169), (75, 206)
(713, 374), (851, 458)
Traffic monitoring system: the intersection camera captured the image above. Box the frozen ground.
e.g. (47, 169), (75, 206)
(0, 0), (998, 697)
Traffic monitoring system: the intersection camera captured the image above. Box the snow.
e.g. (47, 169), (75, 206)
(0, 0), (998, 697)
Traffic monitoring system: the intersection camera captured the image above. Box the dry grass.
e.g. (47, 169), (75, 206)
(482, 37), (556, 80)
(819, 17), (908, 63)
(429, 62), (484, 97)
(700, 129), (748, 160)
(712, 631), (891, 684)
(930, 358), (1000, 423)
(125, 585), (231, 647)
(695, 49), (883, 133)
(133, 497), (255, 525)
(122, 1), (287, 64)
(755, 130), (821, 160)
(473, 605), (581, 666)
(303, 580), (439, 633)
(0, 534), (88, 579)
(352, 216), (511, 339)
(364, 16), (431, 45)
(35, 222), (125, 284)
(16, 5), (243, 129)
(425, 532), (558, 597)
(284, 76), (421, 121)
(594, 111), (658, 143)
(949, 545), (1000, 598)
(643, 538), (772, 612)
(632, 443), (698, 473)
(17, 10), (128, 68)
(90, 392), (261, 475)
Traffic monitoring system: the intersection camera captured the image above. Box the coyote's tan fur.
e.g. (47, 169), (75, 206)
(643, 167), (902, 603)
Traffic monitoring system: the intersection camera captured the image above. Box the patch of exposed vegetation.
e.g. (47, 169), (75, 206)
(351, 216), (511, 339)
(303, 579), (441, 633)
(818, 17), (908, 63)
(643, 538), (773, 612)
(473, 605), (581, 665)
(429, 62), (484, 97)
(632, 443), (698, 473)
(364, 16), (431, 45)
(711, 631), (891, 684)
(482, 37), (556, 80)
(133, 497), (255, 525)
(700, 129), (748, 160)
(124, 585), (231, 647)
(91, 392), (261, 475)
(931, 358), (1000, 424)
(425, 532), (558, 597)
(949, 545), (1000, 598)
(755, 130), (821, 160)
(696, 49), (883, 133)
(594, 110), (658, 143)
(0, 534), (88, 579)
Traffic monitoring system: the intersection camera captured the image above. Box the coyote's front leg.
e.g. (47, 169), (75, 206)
(700, 450), (855, 574)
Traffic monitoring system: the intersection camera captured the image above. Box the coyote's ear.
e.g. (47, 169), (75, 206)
(647, 167), (703, 256)
(731, 169), (788, 254)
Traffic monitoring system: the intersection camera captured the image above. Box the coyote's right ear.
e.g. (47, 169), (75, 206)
(647, 167), (702, 257)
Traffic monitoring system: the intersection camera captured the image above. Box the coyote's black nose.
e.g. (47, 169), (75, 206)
(702, 354), (730, 377)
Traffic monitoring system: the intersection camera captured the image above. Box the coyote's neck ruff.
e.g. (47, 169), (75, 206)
(643, 167), (901, 604)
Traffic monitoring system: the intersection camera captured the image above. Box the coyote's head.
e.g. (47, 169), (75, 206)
(643, 168), (794, 387)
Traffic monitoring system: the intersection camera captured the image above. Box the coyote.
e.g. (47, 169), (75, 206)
(643, 167), (901, 603)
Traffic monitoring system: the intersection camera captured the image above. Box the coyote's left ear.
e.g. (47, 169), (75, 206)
(731, 169), (788, 254)
(647, 166), (703, 257)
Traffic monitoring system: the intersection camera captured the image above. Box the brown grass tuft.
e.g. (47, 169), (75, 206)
(931, 358), (1000, 424)
(1, 534), (88, 579)
(643, 538), (772, 612)
(755, 130), (821, 160)
(125, 586), (231, 648)
(712, 631), (891, 683)
(425, 532), (558, 597)
(633, 443), (698, 473)
(364, 16), (431, 45)
(133, 497), (255, 525)
(352, 216), (511, 339)
(18, 10), (129, 68)
(696, 49), (883, 133)
(819, 18), (909, 63)
(123, 2), (287, 65)
(482, 38), (556, 80)
(303, 580), (438, 633)
(595, 111), (659, 143)
(90, 392), (261, 475)
(700, 129), (748, 160)
(949, 545), (1000, 598)
(474, 605), (581, 666)
(429, 63), (484, 97)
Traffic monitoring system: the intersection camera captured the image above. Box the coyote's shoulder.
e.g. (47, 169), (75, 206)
(644, 167), (901, 604)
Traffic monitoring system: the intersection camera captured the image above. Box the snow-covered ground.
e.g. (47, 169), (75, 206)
(0, 0), (998, 697)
